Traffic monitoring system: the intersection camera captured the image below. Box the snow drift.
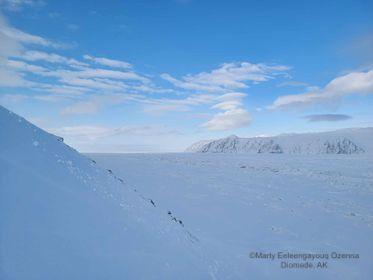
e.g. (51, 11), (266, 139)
(186, 128), (373, 154)
(0, 106), (210, 279)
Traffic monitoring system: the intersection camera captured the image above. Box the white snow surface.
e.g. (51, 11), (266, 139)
(0, 106), (212, 279)
(91, 152), (373, 280)
(186, 128), (373, 154)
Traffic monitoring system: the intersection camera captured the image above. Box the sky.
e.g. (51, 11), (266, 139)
(0, 0), (372, 152)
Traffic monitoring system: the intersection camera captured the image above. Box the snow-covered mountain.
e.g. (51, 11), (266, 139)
(185, 139), (213, 152)
(0, 106), (210, 279)
(186, 128), (373, 154)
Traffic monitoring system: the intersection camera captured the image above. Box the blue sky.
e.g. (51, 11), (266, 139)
(0, 0), (372, 152)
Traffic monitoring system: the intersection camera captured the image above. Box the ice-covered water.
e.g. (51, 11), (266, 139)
(90, 152), (373, 279)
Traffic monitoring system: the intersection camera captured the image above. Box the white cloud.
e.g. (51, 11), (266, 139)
(0, 12), (287, 135)
(0, 14), (69, 88)
(50, 124), (181, 142)
(20, 50), (87, 67)
(0, 24), (63, 49)
(83, 55), (132, 69)
(0, 66), (30, 87)
(158, 64), (284, 130)
(0, 0), (44, 11)
(51, 125), (114, 140)
(33, 94), (67, 102)
(142, 94), (217, 114)
(0, 93), (28, 104)
(7, 59), (47, 72)
(58, 77), (126, 91)
(269, 70), (373, 109)
(7, 56), (154, 95)
(277, 80), (309, 88)
(60, 94), (143, 116)
(0, 16), (22, 57)
(61, 99), (103, 116)
(130, 84), (175, 94)
(5, 53), (150, 93)
(201, 91), (251, 131)
(216, 92), (246, 101)
(0, 15), (29, 87)
(74, 68), (148, 82)
(201, 108), (251, 131)
(1, 59), (45, 88)
(162, 62), (289, 93)
(37, 84), (89, 95)
(142, 91), (252, 131)
(211, 100), (242, 110)
(160, 73), (225, 93)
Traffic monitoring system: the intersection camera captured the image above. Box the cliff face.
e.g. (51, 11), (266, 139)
(198, 136), (284, 154)
(186, 128), (372, 155)
(323, 138), (364, 154)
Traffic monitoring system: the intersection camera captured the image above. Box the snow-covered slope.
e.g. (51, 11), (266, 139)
(0, 106), (211, 279)
(91, 152), (373, 280)
(185, 139), (213, 152)
(186, 128), (373, 154)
